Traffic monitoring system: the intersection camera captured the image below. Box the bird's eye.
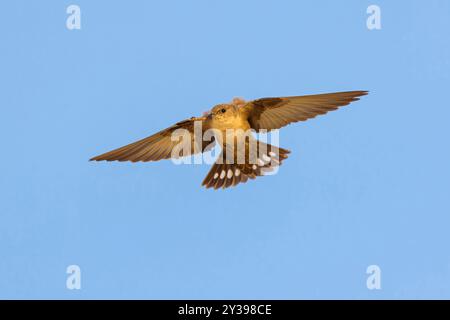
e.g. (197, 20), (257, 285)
(221, 108), (226, 113)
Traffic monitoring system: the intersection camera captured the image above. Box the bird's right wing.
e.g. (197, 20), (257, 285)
(90, 117), (212, 162)
(240, 91), (368, 131)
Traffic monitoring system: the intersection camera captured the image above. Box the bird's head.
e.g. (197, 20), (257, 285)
(210, 104), (236, 121)
(209, 98), (246, 123)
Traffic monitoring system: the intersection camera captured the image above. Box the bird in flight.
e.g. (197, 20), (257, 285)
(90, 90), (368, 189)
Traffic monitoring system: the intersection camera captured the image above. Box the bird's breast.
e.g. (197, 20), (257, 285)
(210, 116), (251, 147)
(212, 115), (250, 131)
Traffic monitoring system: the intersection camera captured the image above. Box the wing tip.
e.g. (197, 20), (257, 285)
(358, 90), (369, 96)
(353, 90), (369, 97)
(346, 90), (369, 103)
(89, 155), (112, 162)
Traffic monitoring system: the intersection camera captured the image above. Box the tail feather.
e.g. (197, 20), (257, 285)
(202, 144), (290, 190)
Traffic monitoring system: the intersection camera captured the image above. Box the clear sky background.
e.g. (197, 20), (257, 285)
(1, 0), (449, 299)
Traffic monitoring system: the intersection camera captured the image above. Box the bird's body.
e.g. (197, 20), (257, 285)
(91, 91), (368, 189)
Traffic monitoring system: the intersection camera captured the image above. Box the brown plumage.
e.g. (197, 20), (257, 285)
(91, 90), (368, 189)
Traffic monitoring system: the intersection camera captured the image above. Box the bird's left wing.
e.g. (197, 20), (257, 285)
(239, 91), (368, 131)
(90, 117), (211, 162)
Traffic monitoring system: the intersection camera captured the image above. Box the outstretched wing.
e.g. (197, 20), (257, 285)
(240, 91), (368, 131)
(90, 117), (212, 162)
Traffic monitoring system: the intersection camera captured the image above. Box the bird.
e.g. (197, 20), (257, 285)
(90, 90), (368, 189)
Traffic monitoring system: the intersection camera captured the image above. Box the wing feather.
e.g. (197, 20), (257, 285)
(240, 91), (368, 131)
(90, 117), (210, 162)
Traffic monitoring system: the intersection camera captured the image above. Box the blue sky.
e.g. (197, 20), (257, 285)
(1, 0), (450, 299)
